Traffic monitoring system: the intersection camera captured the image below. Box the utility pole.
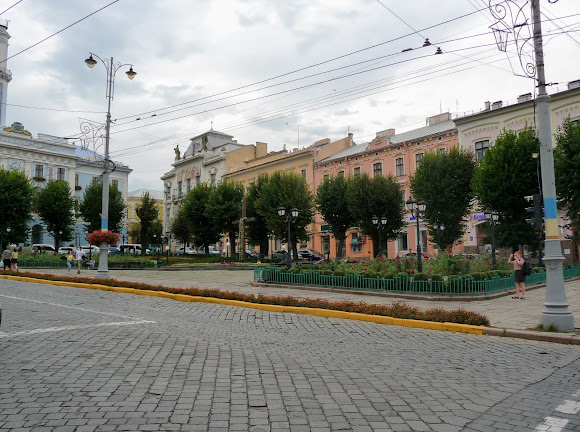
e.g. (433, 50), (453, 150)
(531, 0), (574, 331)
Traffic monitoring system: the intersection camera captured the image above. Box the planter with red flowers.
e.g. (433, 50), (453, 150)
(88, 230), (120, 247)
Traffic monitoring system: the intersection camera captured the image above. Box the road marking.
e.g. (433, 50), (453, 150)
(0, 320), (156, 339)
(0, 293), (142, 319)
(555, 400), (580, 415)
(572, 389), (580, 398)
(534, 416), (569, 432)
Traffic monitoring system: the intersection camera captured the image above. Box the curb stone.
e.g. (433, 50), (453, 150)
(3, 274), (579, 344)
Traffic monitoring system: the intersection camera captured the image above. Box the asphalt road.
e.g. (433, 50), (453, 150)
(1, 279), (580, 431)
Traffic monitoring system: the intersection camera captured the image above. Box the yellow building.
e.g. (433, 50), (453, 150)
(127, 189), (164, 243)
(222, 134), (354, 250)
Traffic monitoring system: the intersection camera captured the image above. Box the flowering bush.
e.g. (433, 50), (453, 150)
(88, 230), (120, 246)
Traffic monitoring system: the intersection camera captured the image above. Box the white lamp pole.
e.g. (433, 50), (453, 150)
(85, 53), (136, 279)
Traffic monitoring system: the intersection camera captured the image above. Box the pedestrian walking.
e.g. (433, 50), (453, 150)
(66, 250), (73, 274)
(75, 247), (85, 274)
(508, 249), (526, 299)
(2, 245), (11, 271)
(11, 246), (19, 271)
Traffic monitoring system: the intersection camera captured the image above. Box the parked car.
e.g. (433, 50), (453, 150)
(174, 246), (196, 256)
(57, 246), (75, 255)
(245, 249), (260, 259)
(198, 246), (221, 256)
(298, 248), (324, 261)
(119, 244), (150, 255)
(31, 244), (56, 254)
(81, 245), (101, 255)
(108, 246), (121, 255)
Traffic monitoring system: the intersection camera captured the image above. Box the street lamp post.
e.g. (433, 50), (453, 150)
(226, 241), (231, 259)
(433, 222), (445, 250)
(484, 211), (500, 268)
(85, 53), (136, 279)
(406, 197), (426, 273)
(371, 215), (387, 257)
(277, 206), (299, 268)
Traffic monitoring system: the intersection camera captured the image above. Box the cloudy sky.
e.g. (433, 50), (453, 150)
(2, 0), (579, 190)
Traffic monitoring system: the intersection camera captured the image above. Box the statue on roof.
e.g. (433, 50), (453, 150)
(174, 145), (180, 161)
(201, 135), (208, 151)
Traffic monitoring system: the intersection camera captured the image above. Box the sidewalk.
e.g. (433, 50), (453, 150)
(24, 267), (580, 332)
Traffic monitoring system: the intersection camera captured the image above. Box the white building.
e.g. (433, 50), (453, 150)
(160, 129), (245, 233)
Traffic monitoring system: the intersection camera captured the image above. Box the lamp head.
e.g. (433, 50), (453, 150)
(492, 213), (500, 222)
(291, 207), (299, 218)
(126, 66), (137, 80)
(380, 217), (387, 225)
(405, 197), (416, 212)
(484, 211), (492, 220)
(85, 54), (97, 69)
(6, 227), (11, 233)
(371, 215), (378, 226)
(417, 200), (426, 212)
(277, 206), (286, 217)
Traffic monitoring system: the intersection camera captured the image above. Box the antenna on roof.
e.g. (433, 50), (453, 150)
(210, 121), (213, 130)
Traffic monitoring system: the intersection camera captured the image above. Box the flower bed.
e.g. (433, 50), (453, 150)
(1, 270), (490, 326)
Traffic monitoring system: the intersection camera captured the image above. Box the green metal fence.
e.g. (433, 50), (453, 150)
(254, 265), (580, 296)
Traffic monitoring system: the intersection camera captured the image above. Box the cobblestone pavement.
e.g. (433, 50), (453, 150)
(1, 279), (580, 431)
(25, 268), (580, 331)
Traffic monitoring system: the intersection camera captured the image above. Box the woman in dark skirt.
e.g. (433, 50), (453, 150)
(508, 250), (526, 299)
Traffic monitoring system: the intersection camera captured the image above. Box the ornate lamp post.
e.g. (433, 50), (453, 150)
(484, 211), (500, 268)
(84, 53), (136, 279)
(433, 222), (445, 250)
(406, 197), (426, 273)
(488, 0), (573, 330)
(371, 215), (387, 257)
(153, 234), (160, 267)
(278, 206), (299, 268)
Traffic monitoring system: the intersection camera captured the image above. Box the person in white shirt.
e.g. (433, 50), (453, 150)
(75, 247), (86, 274)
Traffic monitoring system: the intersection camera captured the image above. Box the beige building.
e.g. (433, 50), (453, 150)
(126, 189), (164, 243)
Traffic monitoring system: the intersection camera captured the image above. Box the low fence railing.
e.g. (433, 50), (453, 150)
(254, 265), (580, 296)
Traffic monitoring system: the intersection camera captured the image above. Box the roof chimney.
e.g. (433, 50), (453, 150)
(492, 100), (503, 110)
(427, 112), (451, 125)
(484, 101), (491, 111)
(517, 93), (532, 103)
(568, 79), (580, 90)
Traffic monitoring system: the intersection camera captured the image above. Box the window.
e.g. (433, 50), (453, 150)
(57, 167), (65, 181)
(475, 140), (489, 160)
(301, 169), (307, 178)
(178, 181), (182, 198)
(353, 167), (361, 176)
(75, 174), (80, 188)
(92, 176), (99, 184)
(396, 158), (404, 176)
(337, 170), (345, 176)
(195, 173), (201, 186)
(35, 164), (44, 179)
(401, 189), (406, 205)
(373, 162), (382, 177)
(438, 147), (446, 154)
(323, 174), (330, 181)
(397, 231), (408, 252)
(186, 178), (191, 192)
(112, 179), (119, 190)
(351, 232), (362, 254)
(415, 153), (423, 168)
(210, 173), (216, 184)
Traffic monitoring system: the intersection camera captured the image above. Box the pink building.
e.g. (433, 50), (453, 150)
(313, 113), (458, 259)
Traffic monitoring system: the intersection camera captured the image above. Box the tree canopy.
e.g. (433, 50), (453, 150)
(170, 208), (192, 247)
(207, 180), (245, 254)
(0, 168), (34, 247)
(410, 147), (476, 249)
(254, 171), (315, 261)
(316, 174), (354, 258)
(135, 192), (159, 255)
(346, 173), (404, 257)
(554, 118), (580, 247)
(180, 183), (221, 253)
(245, 173), (271, 256)
(78, 181), (126, 234)
(36, 180), (76, 250)
(472, 127), (540, 249)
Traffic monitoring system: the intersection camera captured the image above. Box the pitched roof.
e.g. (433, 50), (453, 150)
(128, 189), (164, 201)
(389, 120), (455, 144)
(319, 142), (369, 163)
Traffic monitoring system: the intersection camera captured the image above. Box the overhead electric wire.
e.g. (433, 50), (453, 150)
(0, 0), (120, 65)
(0, 101), (105, 113)
(0, 0), (24, 16)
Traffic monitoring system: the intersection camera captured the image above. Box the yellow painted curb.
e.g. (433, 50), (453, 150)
(2, 274), (485, 335)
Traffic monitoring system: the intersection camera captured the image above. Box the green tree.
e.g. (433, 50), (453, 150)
(170, 208), (192, 247)
(36, 180), (76, 250)
(254, 171), (315, 262)
(181, 183), (221, 253)
(316, 174), (354, 259)
(346, 173), (404, 257)
(0, 168), (34, 247)
(472, 127), (539, 249)
(135, 192), (159, 256)
(78, 181), (126, 234)
(410, 147), (476, 249)
(246, 174), (271, 257)
(207, 180), (245, 254)
(554, 118), (580, 249)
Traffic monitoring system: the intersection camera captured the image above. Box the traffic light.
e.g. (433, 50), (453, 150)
(525, 193), (543, 230)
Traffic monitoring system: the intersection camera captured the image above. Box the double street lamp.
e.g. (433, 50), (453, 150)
(484, 211), (500, 268)
(433, 222), (445, 249)
(371, 215), (387, 257)
(85, 53), (137, 279)
(278, 206), (299, 268)
(406, 197), (426, 273)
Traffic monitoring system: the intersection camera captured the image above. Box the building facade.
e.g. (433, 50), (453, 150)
(0, 122), (131, 246)
(126, 189), (164, 243)
(455, 81), (580, 262)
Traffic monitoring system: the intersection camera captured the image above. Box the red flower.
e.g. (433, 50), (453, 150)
(411, 263), (414, 267)
(411, 270), (415, 274)
(88, 230), (120, 246)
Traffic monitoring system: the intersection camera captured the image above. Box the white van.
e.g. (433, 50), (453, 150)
(31, 244), (56, 253)
(119, 244), (150, 254)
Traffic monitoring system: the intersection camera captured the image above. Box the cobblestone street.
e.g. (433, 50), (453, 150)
(1, 279), (580, 431)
